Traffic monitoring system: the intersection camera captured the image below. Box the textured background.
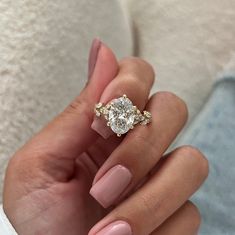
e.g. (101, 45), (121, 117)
(125, 0), (235, 119)
(1, 0), (235, 202)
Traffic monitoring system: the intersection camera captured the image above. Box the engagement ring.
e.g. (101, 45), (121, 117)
(94, 94), (151, 137)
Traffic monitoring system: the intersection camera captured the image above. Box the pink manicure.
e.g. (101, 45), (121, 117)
(90, 165), (132, 208)
(96, 221), (132, 235)
(88, 38), (102, 80)
(91, 117), (114, 139)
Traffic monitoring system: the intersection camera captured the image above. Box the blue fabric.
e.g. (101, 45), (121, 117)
(174, 74), (235, 235)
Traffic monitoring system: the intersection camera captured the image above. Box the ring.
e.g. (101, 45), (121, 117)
(94, 94), (152, 137)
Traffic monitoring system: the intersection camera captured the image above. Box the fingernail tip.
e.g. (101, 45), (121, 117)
(88, 38), (102, 80)
(92, 38), (102, 48)
(117, 165), (133, 179)
(91, 119), (113, 139)
(92, 221), (132, 235)
(92, 176), (98, 185)
(89, 187), (110, 208)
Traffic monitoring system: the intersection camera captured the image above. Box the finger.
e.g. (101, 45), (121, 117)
(88, 146), (209, 235)
(90, 92), (188, 208)
(9, 40), (119, 179)
(84, 58), (155, 168)
(91, 57), (155, 139)
(86, 135), (124, 167)
(151, 201), (201, 235)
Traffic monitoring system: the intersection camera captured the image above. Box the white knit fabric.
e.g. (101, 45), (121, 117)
(0, 205), (18, 235)
(125, 0), (235, 120)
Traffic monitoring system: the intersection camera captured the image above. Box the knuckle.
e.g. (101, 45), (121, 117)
(66, 97), (86, 113)
(129, 134), (158, 167)
(185, 201), (201, 230)
(113, 77), (147, 103)
(120, 57), (154, 73)
(120, 57), (155, 85)
(139, 193), (156, 215)
(120, 137), (149, 171)
(63, 96), (91, 120)
(155, 91), (188, 121)
(123, 73), (146, 92)
(132, 57), (155, 80)
(177, 145), (209, 179)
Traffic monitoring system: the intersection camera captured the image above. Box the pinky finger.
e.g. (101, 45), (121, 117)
(151, 201), (201, 235)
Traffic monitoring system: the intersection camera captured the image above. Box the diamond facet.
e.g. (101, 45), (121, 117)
(94, 94), (152, 137)
(108, 97), (136, 135)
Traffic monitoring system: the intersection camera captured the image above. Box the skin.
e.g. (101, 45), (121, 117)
(3, 42), (209, 235)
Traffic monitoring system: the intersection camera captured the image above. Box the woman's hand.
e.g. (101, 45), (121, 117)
(3, 40), (208, 235)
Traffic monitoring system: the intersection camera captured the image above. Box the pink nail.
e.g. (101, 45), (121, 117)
(90, 165), (132, 208)
(91, 117), (114, 139)
(88, 38), (102, 80)
(96, 221), (132, 235)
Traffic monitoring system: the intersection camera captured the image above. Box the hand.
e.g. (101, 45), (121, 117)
(3, 40), (208, 235)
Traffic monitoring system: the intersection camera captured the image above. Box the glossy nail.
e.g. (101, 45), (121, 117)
(91, 117), (113, 139)
(96, 221), (132, 235)
(88, 38), (102, 80)
(90, 165), (132, 208)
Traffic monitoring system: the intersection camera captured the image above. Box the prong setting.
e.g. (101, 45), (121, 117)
(94, 95), (151, 137)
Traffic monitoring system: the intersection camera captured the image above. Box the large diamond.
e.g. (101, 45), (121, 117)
(108, 97), (135, 135)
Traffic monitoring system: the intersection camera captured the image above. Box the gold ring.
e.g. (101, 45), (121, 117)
(94, 94), (151, 137)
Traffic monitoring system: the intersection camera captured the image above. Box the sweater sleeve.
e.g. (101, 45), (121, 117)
(0, 204), (18, 235)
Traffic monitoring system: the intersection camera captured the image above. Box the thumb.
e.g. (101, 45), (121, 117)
(11, 39), (119, 177)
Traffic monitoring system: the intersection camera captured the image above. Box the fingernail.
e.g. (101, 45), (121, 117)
(96, 221), (132, 235)
(88, 38), (102, 80)
(91, 117), (113, 139)
(90, 165), (132, 208)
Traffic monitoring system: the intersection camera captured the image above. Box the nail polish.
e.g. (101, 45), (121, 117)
(90, 165), (132, 208)
(96, 221), (132, 235)
(88, 38), (102, 80)
(91, 117), (114, 139)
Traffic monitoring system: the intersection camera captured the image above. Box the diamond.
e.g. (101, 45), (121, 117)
(94, 94), (152, 137)
(95, 103), (103, 108)
(108, 96), (136, 135)
(140, 111), (151, 125)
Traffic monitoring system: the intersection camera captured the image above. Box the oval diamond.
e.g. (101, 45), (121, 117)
(108, 97), (135, 135)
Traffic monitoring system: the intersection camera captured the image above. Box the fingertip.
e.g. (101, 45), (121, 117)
(89, 40), (119, 89)
(88, 38), (102, 80)
(85, 39), (119, 106)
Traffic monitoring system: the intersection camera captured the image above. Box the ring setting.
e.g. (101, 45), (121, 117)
(94, 94), (151, 137)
